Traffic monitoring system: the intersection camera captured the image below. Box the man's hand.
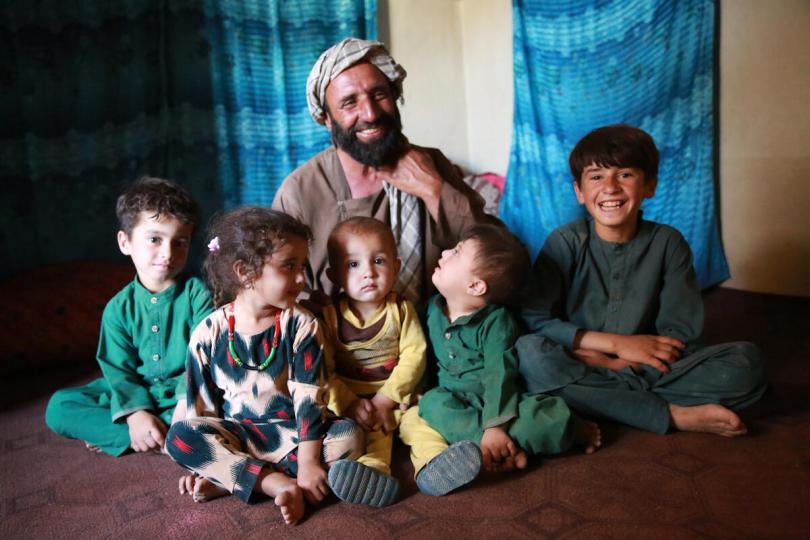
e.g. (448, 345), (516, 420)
(611, 334), (684, 373)
(296, 440), (329, 504)
(377, 148), (442, 219)
(126, 410), (167, 453)
(370, 393), (398, 435)
(480, 426), (519, 472)
(344, 398), (377, 431)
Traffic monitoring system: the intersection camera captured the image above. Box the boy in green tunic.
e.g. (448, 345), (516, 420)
(45, 177), (213, 456)
(412, 224), (601, 490)
(517, 125), (767, 436)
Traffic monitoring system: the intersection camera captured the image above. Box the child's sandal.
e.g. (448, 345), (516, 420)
(328, 459), (400, 507)
(416, 440), (482, 496)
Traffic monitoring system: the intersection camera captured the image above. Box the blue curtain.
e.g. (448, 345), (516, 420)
(502, 0), (728, 288)
(0, 0), (376, 279)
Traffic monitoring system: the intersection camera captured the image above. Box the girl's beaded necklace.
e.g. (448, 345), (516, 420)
(227, 306), (281, 371)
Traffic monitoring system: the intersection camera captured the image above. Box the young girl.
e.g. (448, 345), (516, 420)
(166, 207), (366, 525)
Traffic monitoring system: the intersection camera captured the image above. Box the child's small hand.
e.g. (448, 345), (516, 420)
(345, 398), (376, 431)
(296, 462), (329, 504)
(370, 393), (398, 435)
(480, 426), (519, 472)
(613, 334), (685, 373)
(126, 410), (167, 453)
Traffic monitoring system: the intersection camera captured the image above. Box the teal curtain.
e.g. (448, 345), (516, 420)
(0, 0), (376, 279)
(502, 0), (728, 288)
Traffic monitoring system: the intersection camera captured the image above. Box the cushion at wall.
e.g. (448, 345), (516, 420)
(0, 261), (133, 376)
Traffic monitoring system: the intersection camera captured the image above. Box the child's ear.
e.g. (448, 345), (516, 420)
(467, 278), (487, 298)
(644, 176), (658, 199)
(232, 260), (252, 288)
(326, 266), (336, 285)
(117, 230), (131, 256)
(573, 180), (585, 204)
(394, 258), (402, 276)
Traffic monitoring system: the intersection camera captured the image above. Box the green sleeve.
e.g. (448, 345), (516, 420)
(656, 232), (704, 347)
(175, 279), (215, 398)
(521, 231), (581, 350)
(96, 303), (153, 422)
(480, 309), (520, 429)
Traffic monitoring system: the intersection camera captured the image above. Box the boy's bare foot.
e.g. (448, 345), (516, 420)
(84, 442), (103, 453)
(669, 403), (747, 437)
(258, 471), (305, 525)
(178, 474), (229, 503)
(577, 420), (602, 454)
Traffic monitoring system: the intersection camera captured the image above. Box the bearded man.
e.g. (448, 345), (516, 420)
(272, 38), (489, 306)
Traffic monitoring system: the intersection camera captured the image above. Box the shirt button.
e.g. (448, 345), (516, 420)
(448, 353), (456, 359)
(444, 332), (452, 340)
(609, 305), (618, 313)
(151, 325), (159, 333)
(152, 354), (161, 361)
(150, 297), (158, 304)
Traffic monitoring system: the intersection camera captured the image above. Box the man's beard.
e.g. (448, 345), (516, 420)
(328, 109), (407, 167)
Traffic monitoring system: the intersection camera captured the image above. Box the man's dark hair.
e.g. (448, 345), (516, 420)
(116, 176), (199, 236)
(569, 124), (659, 184)
(461, 224), (530, 306)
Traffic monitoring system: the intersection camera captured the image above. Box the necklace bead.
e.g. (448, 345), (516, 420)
(227, 308), (281, 371)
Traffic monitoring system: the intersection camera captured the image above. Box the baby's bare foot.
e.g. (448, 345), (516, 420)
(274, 481), (305, 525)
(178, 474), (228, 503)
(579, 421), (602, 454)
(670, 403), (747, 437)
(191, 477), (228, 503)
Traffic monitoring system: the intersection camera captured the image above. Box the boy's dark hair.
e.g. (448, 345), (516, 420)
(203, 207), (312, 307)
(461, 224), (530, 306)
(327, 217), (397, 269)
(569, 124), (659, 184)
(116, 176), (199, 235)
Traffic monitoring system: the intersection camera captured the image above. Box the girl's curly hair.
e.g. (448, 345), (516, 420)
(203, 207), (311, 307)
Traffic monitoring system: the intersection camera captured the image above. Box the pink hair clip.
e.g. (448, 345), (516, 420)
(207, 236), (220, 252)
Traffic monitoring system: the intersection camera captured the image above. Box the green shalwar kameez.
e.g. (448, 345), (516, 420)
(419, 296), (579, 456)
(517, 217), (767, 434)
(45, 274), (213, 455)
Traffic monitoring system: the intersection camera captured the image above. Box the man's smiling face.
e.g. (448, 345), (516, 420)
(324, 62), (405, 167)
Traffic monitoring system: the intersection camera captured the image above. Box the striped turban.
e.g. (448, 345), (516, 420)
(306, 38), (407, 125)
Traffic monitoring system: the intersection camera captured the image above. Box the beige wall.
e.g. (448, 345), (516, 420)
(379, 0), (512, 174)
(381, 0), (810, 296)
(719, 0), (810, 297)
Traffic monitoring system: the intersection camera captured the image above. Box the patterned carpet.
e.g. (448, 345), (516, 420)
(1, 269), (808, 539)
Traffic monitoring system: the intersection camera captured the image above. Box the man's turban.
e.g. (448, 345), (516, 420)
(306, 37), (407, 125)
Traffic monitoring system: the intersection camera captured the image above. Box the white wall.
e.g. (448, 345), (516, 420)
(381, 0), (810, 297)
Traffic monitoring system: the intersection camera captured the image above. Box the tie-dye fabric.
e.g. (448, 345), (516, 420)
(502, 0), (728, 288)
(167, 416), (361, 502)
(185, 305), (330, 458)
(167, 304), (364, 502)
